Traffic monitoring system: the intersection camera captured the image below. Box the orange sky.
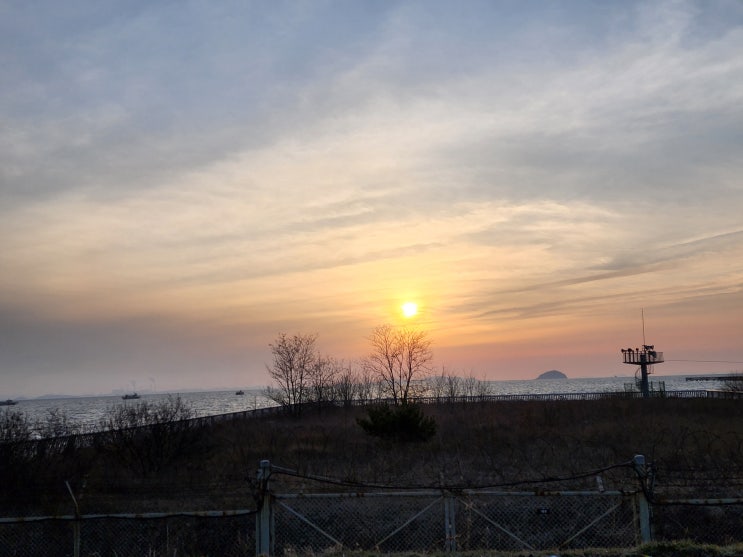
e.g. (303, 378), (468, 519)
(1, 1), (742, 397)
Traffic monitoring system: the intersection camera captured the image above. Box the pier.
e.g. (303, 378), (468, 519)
(686, 374), (743, 382)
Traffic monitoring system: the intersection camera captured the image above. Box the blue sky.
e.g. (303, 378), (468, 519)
(1, 1), (742, 397)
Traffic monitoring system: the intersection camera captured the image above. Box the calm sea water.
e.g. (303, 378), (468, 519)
(4, 375), (728, 432)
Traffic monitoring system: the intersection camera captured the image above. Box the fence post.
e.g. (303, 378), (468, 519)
(633, 454), (652, 543)
(65, 481), (81, 557)
(256, 460), (273, 557)
(443, 492), (457, 552)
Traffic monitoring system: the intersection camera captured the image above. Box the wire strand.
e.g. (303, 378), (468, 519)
(268, 460), (636, 491)
(665, 359), (743, 364)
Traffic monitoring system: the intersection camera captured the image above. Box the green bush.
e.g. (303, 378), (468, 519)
(357, 403), (437, 442)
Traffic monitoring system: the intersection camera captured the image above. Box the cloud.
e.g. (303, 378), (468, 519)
(1, 0), (742, 395)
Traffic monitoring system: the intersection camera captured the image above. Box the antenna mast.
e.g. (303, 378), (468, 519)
(620, 310), (664, 398)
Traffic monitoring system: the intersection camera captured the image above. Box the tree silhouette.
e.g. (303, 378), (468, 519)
(265, 332), (318, 413)
(365, 324), (433, 405)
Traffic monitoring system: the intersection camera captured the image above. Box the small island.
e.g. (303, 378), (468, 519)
(536, 370), (567, 380)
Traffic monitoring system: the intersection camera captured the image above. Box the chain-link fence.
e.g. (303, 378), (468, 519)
(0, 511), (255, 557)
(271, 490), (641, 554)
(4, 495), (742, 556)
(652, 501), (743, 545)
(3, 457), (743, 556)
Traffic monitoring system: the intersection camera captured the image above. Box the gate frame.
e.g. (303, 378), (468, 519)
(255, 459), (650, 556)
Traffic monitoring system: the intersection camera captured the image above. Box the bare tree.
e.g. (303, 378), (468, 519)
(350, 362), (378, 402)
(307, 354), (341, 406)
(427, 367), (459, 401)
(365, 324), (402, 403)
(97, 395), (198, 477)
(426, 368), (491, 401)
(36, 407), (81, 438)
(446, 373), (464, 399)
(332, 360), (358, 407)
(265, 332), (318, 411)
(365, 324), (433, 405)
(461, 372), (492, 398)
(0, 408), (33, 444)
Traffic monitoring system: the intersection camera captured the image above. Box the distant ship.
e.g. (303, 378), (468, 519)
(235, 390), (245, 395)
(122, 393), (141, 400)
(0, 399), (18, 406)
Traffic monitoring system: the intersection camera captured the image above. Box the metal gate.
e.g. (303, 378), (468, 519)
(265, 489), (642, 554)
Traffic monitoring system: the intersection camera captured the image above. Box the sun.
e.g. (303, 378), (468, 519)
(401, 301), (418, 318)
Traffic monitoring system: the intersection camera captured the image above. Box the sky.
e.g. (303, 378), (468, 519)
(1, 0), (742, 398)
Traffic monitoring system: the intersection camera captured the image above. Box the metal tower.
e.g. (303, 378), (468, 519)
(621, 345), (664, 397)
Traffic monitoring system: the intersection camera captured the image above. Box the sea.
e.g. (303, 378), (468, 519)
(3, 374), (731, 433)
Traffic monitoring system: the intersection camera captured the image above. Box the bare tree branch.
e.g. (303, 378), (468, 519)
(265, 332), (318, 413)
(365, 324), (433, 405)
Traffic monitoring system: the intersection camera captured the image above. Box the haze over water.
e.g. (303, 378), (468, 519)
(7, 375), (728, 433)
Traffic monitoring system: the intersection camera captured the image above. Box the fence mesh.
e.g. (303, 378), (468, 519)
(0, 519), (70, 557)
(274, 493), (445, 554)
(271, 490), (640, 554)
(454, 492), (639, 551)
(3, 490), (743, 555)
(0, 513), (255, 557)
(652, 502), (743, 545)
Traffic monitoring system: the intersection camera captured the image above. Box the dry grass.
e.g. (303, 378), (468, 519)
(6, 397), (743, 515)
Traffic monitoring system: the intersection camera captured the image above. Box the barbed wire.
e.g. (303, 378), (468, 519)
(267, 459), (636, 491)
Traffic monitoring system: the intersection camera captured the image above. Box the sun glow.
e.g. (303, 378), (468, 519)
(401, 301), (418, 318)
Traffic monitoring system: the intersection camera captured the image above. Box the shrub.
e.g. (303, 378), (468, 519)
(96, 395), (206, 477)
(722, 372), (743, 392)
(36, 407), (82, 438)
(357, 403), (437, 442)
(0, 408), (34, 481)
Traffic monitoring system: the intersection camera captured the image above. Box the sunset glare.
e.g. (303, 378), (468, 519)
(402, 303), (419, 319)
(1, 1), (742, 398)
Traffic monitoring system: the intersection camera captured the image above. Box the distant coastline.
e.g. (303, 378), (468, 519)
(5, 374), (736, 402)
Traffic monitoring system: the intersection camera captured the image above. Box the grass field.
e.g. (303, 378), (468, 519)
(3, 397), (743, 551)
(3, 397), (741, 511)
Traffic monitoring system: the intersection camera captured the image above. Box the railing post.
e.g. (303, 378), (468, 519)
(633, 455), (652, 543)
(256, 460), (273, 557)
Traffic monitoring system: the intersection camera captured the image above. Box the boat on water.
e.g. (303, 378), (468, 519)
(0, 399), (18, 406)
(122, 393), (140, 400)
(235, 390), (245, 395)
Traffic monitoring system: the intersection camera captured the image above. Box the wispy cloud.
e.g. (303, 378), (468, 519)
(1, 0), (742, 395)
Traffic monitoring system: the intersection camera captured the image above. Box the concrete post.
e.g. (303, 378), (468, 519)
(633, 455), (652, 543)
(443, 493), (457, 552)
(256, 460), (273, 557)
